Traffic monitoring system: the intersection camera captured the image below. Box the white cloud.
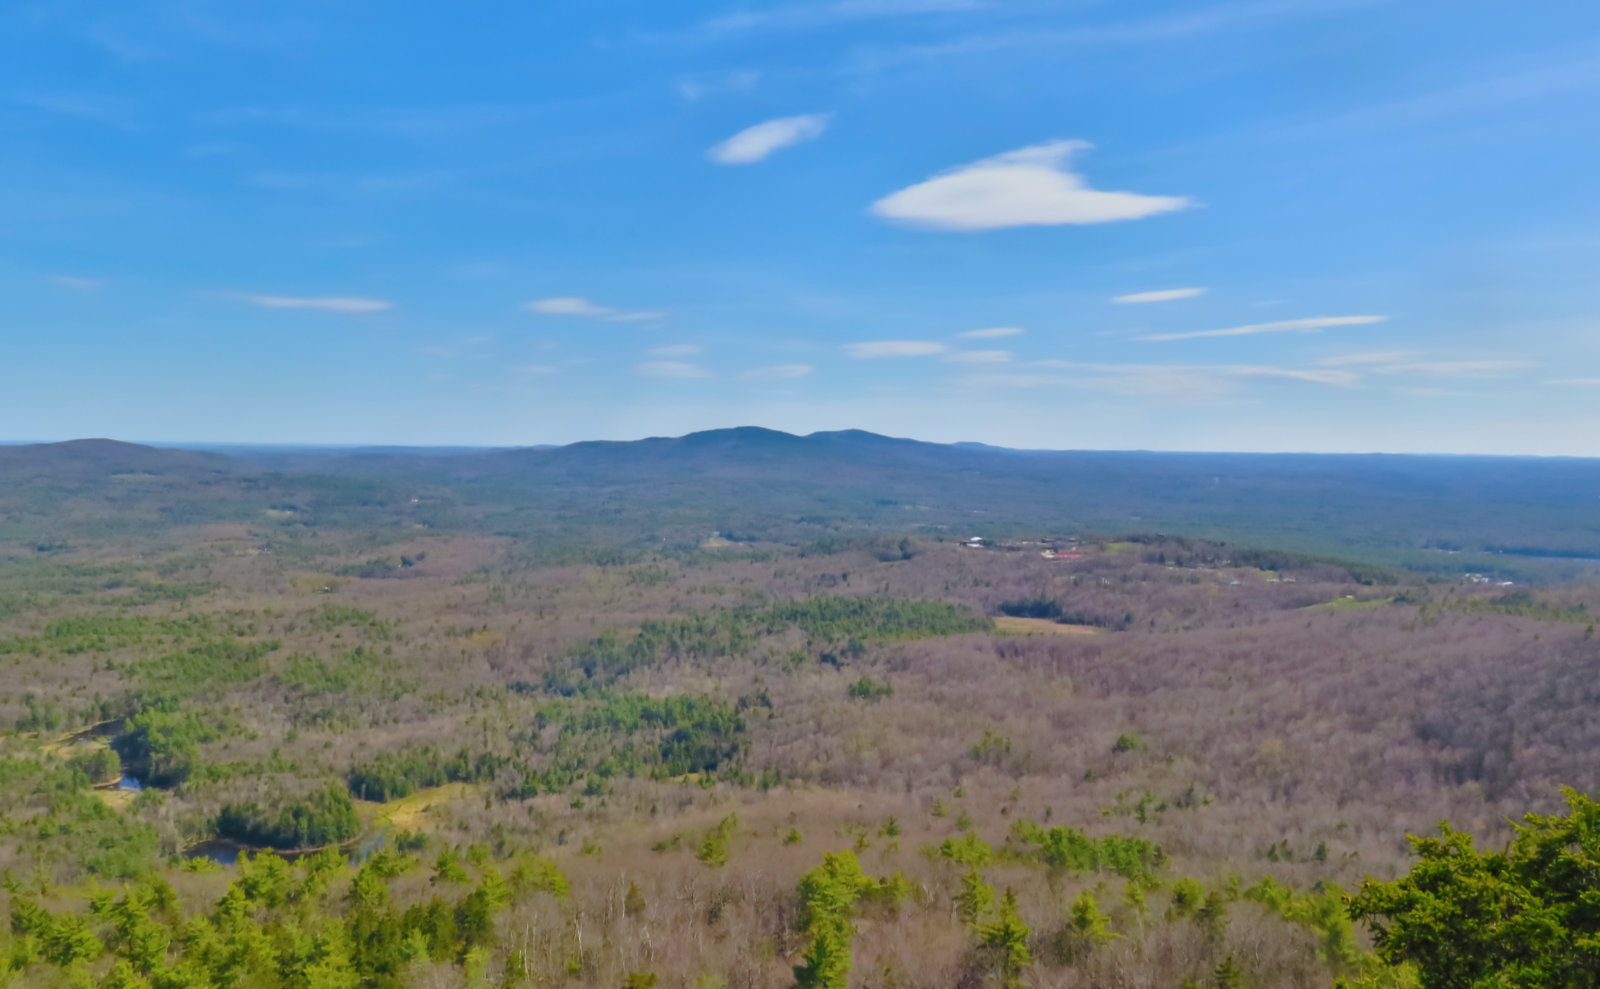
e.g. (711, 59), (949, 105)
(1113, 287), (1206, 304)
(1374, 359), (1530, 378)
(943, 350), (1013, 364)
(525, 296), (663, 322)
(685, 0), (985, 41)
(870, 140), (1191, 232)
(957, 326), (1023, 339)
(238, 294), (392, 313)
(708, 114), (831, 164)
(740, 363), (816, 380)
(965, 359), (1358, 401)
(1322, 352), (1530, 378)
(843, 340), (948, 358)
(648, 344), (702, 358)
(516, 364), (559, 376)
(636, 361), (711, 379)
(49, 274), (104, 292)
(1138, 315), (1386, 342)
(1319, 350), (1411, 366)
(676, 70), (760, 101)
(1548, 377), (1600, 386)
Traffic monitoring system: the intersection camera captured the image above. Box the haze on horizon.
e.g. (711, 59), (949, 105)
(5, 2), (1600, 455)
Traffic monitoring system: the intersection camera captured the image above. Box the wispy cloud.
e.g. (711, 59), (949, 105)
(238, 294), (392, 313)
(1547, 377), (1600, 386)
(846, 0), (1381, 74)
(965, 359), (1358, 401)
(1138, 315), (1386, 342)
(957, 326), (1023, 339)
(740, 364), (816, 380)
(50, 275), (104, 293)
(525, 297), (663, 322)
(636, 361), (711, 379)
(676, 70), (761, 101)
(943, 350), (1013, 364)
(870, 140), (1191, 232)
(1114, 287), (1207, 304)
(844, 340), (949, 358)
(671, 0), (987, 43)
(516, 364), (560, 376)
(648, 344), (702, 358)
(708, 114), (831, 164)
(1321, 352), (1530, 378)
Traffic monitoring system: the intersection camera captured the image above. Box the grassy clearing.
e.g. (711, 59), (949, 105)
(370, 781), (475, 832)
(993, 616), (1103, 636)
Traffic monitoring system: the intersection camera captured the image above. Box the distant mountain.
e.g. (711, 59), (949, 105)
(0, 439), (233, 480)
(5, 429), (1600, 579)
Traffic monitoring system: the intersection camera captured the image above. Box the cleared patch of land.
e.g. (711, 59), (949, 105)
(992, 615), (1103, 636)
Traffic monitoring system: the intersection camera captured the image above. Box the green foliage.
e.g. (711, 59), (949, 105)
(793, 850), (877, 989)
(997, 598), (1063, 620)
(216, 783), (361, 850)
(128, 637), (280, 703)
(1112, 731), (1147, 753)
(347, 745), (506, 802)
(1245, 876), (1363, 972)
(278, 648), (385, 696)
(956, 867), (994, 925)
(845, 676), (892, 702)
(558, 596), (984, 691)
(67, 745), (122, 783)
(978, 889), (1033, 987)
(112, 708), (225, 788)
(1012, 820), (1164, 880)
(575, 693), (747, 777)
(308, 603), (396, 639)
(0, 843), (527, 988)
(938, 832), (995, 868)
(508, 852), (570, 899)
(1349, 788), (1600, 988)
(971, 730), (1013, 766)
(696, 813), (739, 868)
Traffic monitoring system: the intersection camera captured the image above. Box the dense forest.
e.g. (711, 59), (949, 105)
(0, 436), (1595, 987)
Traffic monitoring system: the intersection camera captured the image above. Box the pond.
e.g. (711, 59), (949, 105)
(182, 829), (388, 868)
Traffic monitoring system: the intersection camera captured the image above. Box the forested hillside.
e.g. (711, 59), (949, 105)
(0, 440), (1597, 987)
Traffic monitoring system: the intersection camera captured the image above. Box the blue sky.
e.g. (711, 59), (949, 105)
(5, 0), (1600, 453)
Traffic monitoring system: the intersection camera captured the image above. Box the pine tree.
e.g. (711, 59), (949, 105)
(956, 867), (995, 926)
(979, 889), (1033, 988)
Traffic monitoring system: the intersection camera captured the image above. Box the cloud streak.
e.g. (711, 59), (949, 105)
(740, 364), (816, 380)
(238, 294), (393, 313)
(844, 340), (948, 358)
(1139, 315), (1386, 341)
(966, 359), (1359, 401)
(526, 297), (663, 322)
(675, 0), (987, 43)
(636, 361), (711, 379)
(870, 140), (1191, 231)
(1322, 352), (1530, 378)
(943, 350), (1013, 364)
(1114, 287), (1206, 304)
(708, 114), (831, 164)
